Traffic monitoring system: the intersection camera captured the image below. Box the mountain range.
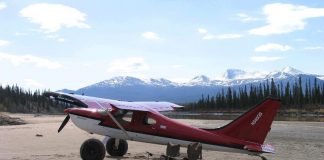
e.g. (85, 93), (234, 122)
(60, 67), (324, 103)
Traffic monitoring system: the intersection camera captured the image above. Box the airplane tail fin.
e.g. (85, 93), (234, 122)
(211, 98), (280, 144)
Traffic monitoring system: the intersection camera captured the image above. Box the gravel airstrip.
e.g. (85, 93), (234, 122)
(0, 113), (323, 160)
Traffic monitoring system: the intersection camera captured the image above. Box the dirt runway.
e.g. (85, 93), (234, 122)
(0, 114), (323, 160)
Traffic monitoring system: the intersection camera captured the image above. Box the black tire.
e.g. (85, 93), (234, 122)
(80, 138), (106, 160)
(106, 138), (128, 156)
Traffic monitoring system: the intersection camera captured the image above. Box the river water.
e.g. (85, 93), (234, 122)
(163, 112), (324, 122)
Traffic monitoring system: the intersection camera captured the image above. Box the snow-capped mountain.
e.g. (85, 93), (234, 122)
(188, 75), (211, 86)
(146, 78), (175, 86)
(266, 67), (303, 79)
(60, 67), (324, 103)
(88, 77), (176, 88)
(90, 76), (146, 87)
(221, 69), (247, 80)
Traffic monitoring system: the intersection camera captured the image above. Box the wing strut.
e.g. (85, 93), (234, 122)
(94, 101), (131, 140)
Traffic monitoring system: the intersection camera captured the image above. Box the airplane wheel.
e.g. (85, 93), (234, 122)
(80, 138), (106, 160)
(106, 138), (128, 156)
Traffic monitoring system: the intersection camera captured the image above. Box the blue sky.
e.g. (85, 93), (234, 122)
(0, 0), (324, 91)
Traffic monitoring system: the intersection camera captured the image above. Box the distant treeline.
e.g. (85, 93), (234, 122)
(0, 85), (66, 113)
(1, 77), (324, 113)
(185, 77), (324, 111)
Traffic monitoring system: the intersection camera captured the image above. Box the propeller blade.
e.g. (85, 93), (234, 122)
(58, 115), (70, 133)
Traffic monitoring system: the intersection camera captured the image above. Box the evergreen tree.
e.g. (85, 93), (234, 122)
(270, 78), (277, 97)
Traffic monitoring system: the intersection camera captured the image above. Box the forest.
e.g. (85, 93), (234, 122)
(1, 77), (324, 113)
(185, 77), (324, 112)
(0, 85), (66, 113)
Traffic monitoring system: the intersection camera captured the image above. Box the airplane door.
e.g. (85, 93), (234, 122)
(143, 116), (158, 134)
(132, 112), (159, 142)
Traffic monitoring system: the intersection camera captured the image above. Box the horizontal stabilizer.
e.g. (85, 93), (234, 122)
(244, 144), (275, 153)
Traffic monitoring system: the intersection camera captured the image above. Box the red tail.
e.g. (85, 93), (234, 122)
(213, 98), (280, 144)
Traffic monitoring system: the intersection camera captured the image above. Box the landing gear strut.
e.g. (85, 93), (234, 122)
(80, 138), (106, 160)
(106, 138), (128, 156)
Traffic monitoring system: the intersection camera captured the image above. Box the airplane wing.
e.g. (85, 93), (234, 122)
(43, 92), (183, 112)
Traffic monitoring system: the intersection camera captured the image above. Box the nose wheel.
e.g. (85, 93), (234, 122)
(106, 138), (128, 156)
(80, 138), (106, 160)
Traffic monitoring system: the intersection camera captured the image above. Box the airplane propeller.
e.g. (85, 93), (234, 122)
(58, 115), (70, 133)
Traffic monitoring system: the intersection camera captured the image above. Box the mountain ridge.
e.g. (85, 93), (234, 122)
(59, 67), (324, 103)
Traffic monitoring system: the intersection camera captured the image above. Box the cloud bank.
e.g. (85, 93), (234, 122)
(249, 3), (324, 35)
(255, 43), (292, 52)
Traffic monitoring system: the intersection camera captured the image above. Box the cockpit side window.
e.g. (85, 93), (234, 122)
(113, 109), (133, 125)
(143, 114), (157, 125)
(122, 111), (133, 123)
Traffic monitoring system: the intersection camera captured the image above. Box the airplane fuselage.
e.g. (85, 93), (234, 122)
(67, 108), (263, 155)
(45, 91), (279, 159)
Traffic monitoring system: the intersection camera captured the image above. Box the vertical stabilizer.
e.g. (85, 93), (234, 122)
(213, 98), (280, 144)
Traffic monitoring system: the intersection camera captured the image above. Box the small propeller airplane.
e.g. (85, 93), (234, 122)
(44, 92), (280, 160)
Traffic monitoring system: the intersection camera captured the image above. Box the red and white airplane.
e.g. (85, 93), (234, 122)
(44, 92), (280, 160)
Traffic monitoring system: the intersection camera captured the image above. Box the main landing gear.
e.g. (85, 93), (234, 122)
(80, 138), (128, 160)
(80, 139), (106, 160)
(106, 138), (128, 156)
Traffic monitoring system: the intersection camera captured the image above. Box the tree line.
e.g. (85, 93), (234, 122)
(0, 85), (66, 113)
(1, 77), (324, 113)
(186, 77), (324, 111)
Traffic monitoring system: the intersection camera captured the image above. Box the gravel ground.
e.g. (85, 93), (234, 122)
(0, 113), (323, 160)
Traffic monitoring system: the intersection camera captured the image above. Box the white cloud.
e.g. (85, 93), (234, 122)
(203, 34), (242, 40)
(0, 52), (63, 69)
(45, 34), (65, 42)
(197, 28), (242, 40)
(107, 57), (149, 74)
(0, 39), (10, 47)
(216, 34), (242, 39)
(46, 34), (59, 39)
(57, 38), (65, 42)
(141, 32), (160, 40)
(250, 56), (283, 62)
(24, 79), (44, 88)
(249, 3), (324, 35)
(82, 63), (91, 67)
(255, 43), (292, 52)
(197, 28), (208, 34)
(304, 46), (324, 50)
(171, 64), (184, 69)
(237, 13), (259, 22)
(20, 3), (90, 33)
(0, 2), (6, 10)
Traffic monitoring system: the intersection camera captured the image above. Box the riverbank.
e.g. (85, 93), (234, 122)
(0, 112), (26, 125)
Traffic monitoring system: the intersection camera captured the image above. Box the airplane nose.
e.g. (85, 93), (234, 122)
(64, 108), (71, 114)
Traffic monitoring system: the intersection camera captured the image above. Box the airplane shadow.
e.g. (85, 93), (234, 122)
(106, 156), (130, 159)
